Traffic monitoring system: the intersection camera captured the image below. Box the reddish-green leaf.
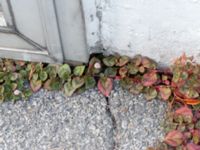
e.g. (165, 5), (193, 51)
(164, 130), (184, 147)
(175, 106), (193, 123)
(132, 55), (142, 66)
(87, 57), (101, 75)
(103, 56), (117, 67)
(127, 63), (139, 75)
(129, 83), (143, 95)
(142, 57), (157, 69)
(104, 67), (117, 77)
(144, 87), (157, 100)
(98, 77), (113, 97)
(175, 106), (193, 119)
(120, 77), (133, 90)
(186, 143), (200, 150)
(116, 56), (129, 66)
(64, 77), (84, 96)
(84, 76), (96, 90)
(30, 80), (42, 92)
(119, 66), (128, 78)
(192, 130), (200, 144)
(142, 71), (158, 86)
(58, 64), (71, 80)
(158, 86), (172, 100)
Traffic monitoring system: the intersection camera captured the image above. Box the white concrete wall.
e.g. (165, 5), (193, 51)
(82, 0), (200, 65)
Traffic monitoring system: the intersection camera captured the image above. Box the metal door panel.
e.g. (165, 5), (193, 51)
(0, 0), (89, 64)
(55, 0), (89, 63)
(0, 0), (63, 63)
(10, 0), (46, 47)
(0, 32), (35, 49)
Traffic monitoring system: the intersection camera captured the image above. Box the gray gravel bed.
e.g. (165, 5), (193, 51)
(109, 82), (167, 150)
(0, 82), (167, 150)
(0, 89), (113, 150)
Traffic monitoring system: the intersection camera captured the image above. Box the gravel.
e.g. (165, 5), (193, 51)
(0, 89), (113, 150)
(0, 82), (167, 150)
(109, 82), (167, 150)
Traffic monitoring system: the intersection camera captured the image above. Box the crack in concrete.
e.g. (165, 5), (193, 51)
(105, 97), (118, 150)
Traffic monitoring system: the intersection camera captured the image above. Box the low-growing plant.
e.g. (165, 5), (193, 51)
(0, 53), (200, 149)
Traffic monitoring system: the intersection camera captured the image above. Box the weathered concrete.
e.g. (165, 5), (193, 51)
(83, 0), (200, 64)
(0, 85), (167, 150)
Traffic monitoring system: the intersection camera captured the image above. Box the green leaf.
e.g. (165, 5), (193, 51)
(0, 85), (4, 94)
(32, 73), (38, 81)
(180, 71), (188, 80)
(44, 79), (62, 91)
(129, 83), (143, 95)
(35, 63), (43, 73)
(0, 72), (5, 79)
(64, 81), (75, 97)
(17, 79), (24, 90)
(58, 64), (71, 80)
(64, 77), (84, 96)
(30, 80), (42, 92)
(104, 67), (117, 77)
(72, 77), (85, 90)
(85, 76), (96, 90)
(23, 89), (32, 99)
(116, 56), (129, 66)
(142, 57), (157, 69)
(19, 70), (28, 79)
(73, 65), (85, 76)
(39, 71), (48, 81)
(10, 73), (18, 81)
(4, 60), (15, 72)
(120, 77), (133, 90)
(127, 64), (139, 75)
(103, 56), (117, 67)
(11, 83), (17, 91)
(45, 64), (58, 79)
(144, 87), (157, 100)
(0, 94), (4, 103)
(132, 55), (142, 66)
(172, 69), (181, 83)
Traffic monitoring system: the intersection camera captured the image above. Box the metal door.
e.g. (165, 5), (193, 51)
(0, 0), (89, 64)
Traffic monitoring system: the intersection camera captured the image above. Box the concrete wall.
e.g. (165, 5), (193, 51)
(82, 0), (200, 65)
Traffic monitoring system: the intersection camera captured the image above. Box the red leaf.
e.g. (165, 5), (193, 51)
(186, 143), (200, 150)
(98, 77), (113, 97)
(184, 99), (200, 106)
(142, 71), (158, 86)
(175, 106), (193, 118)
(164, 130), (184, 147)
